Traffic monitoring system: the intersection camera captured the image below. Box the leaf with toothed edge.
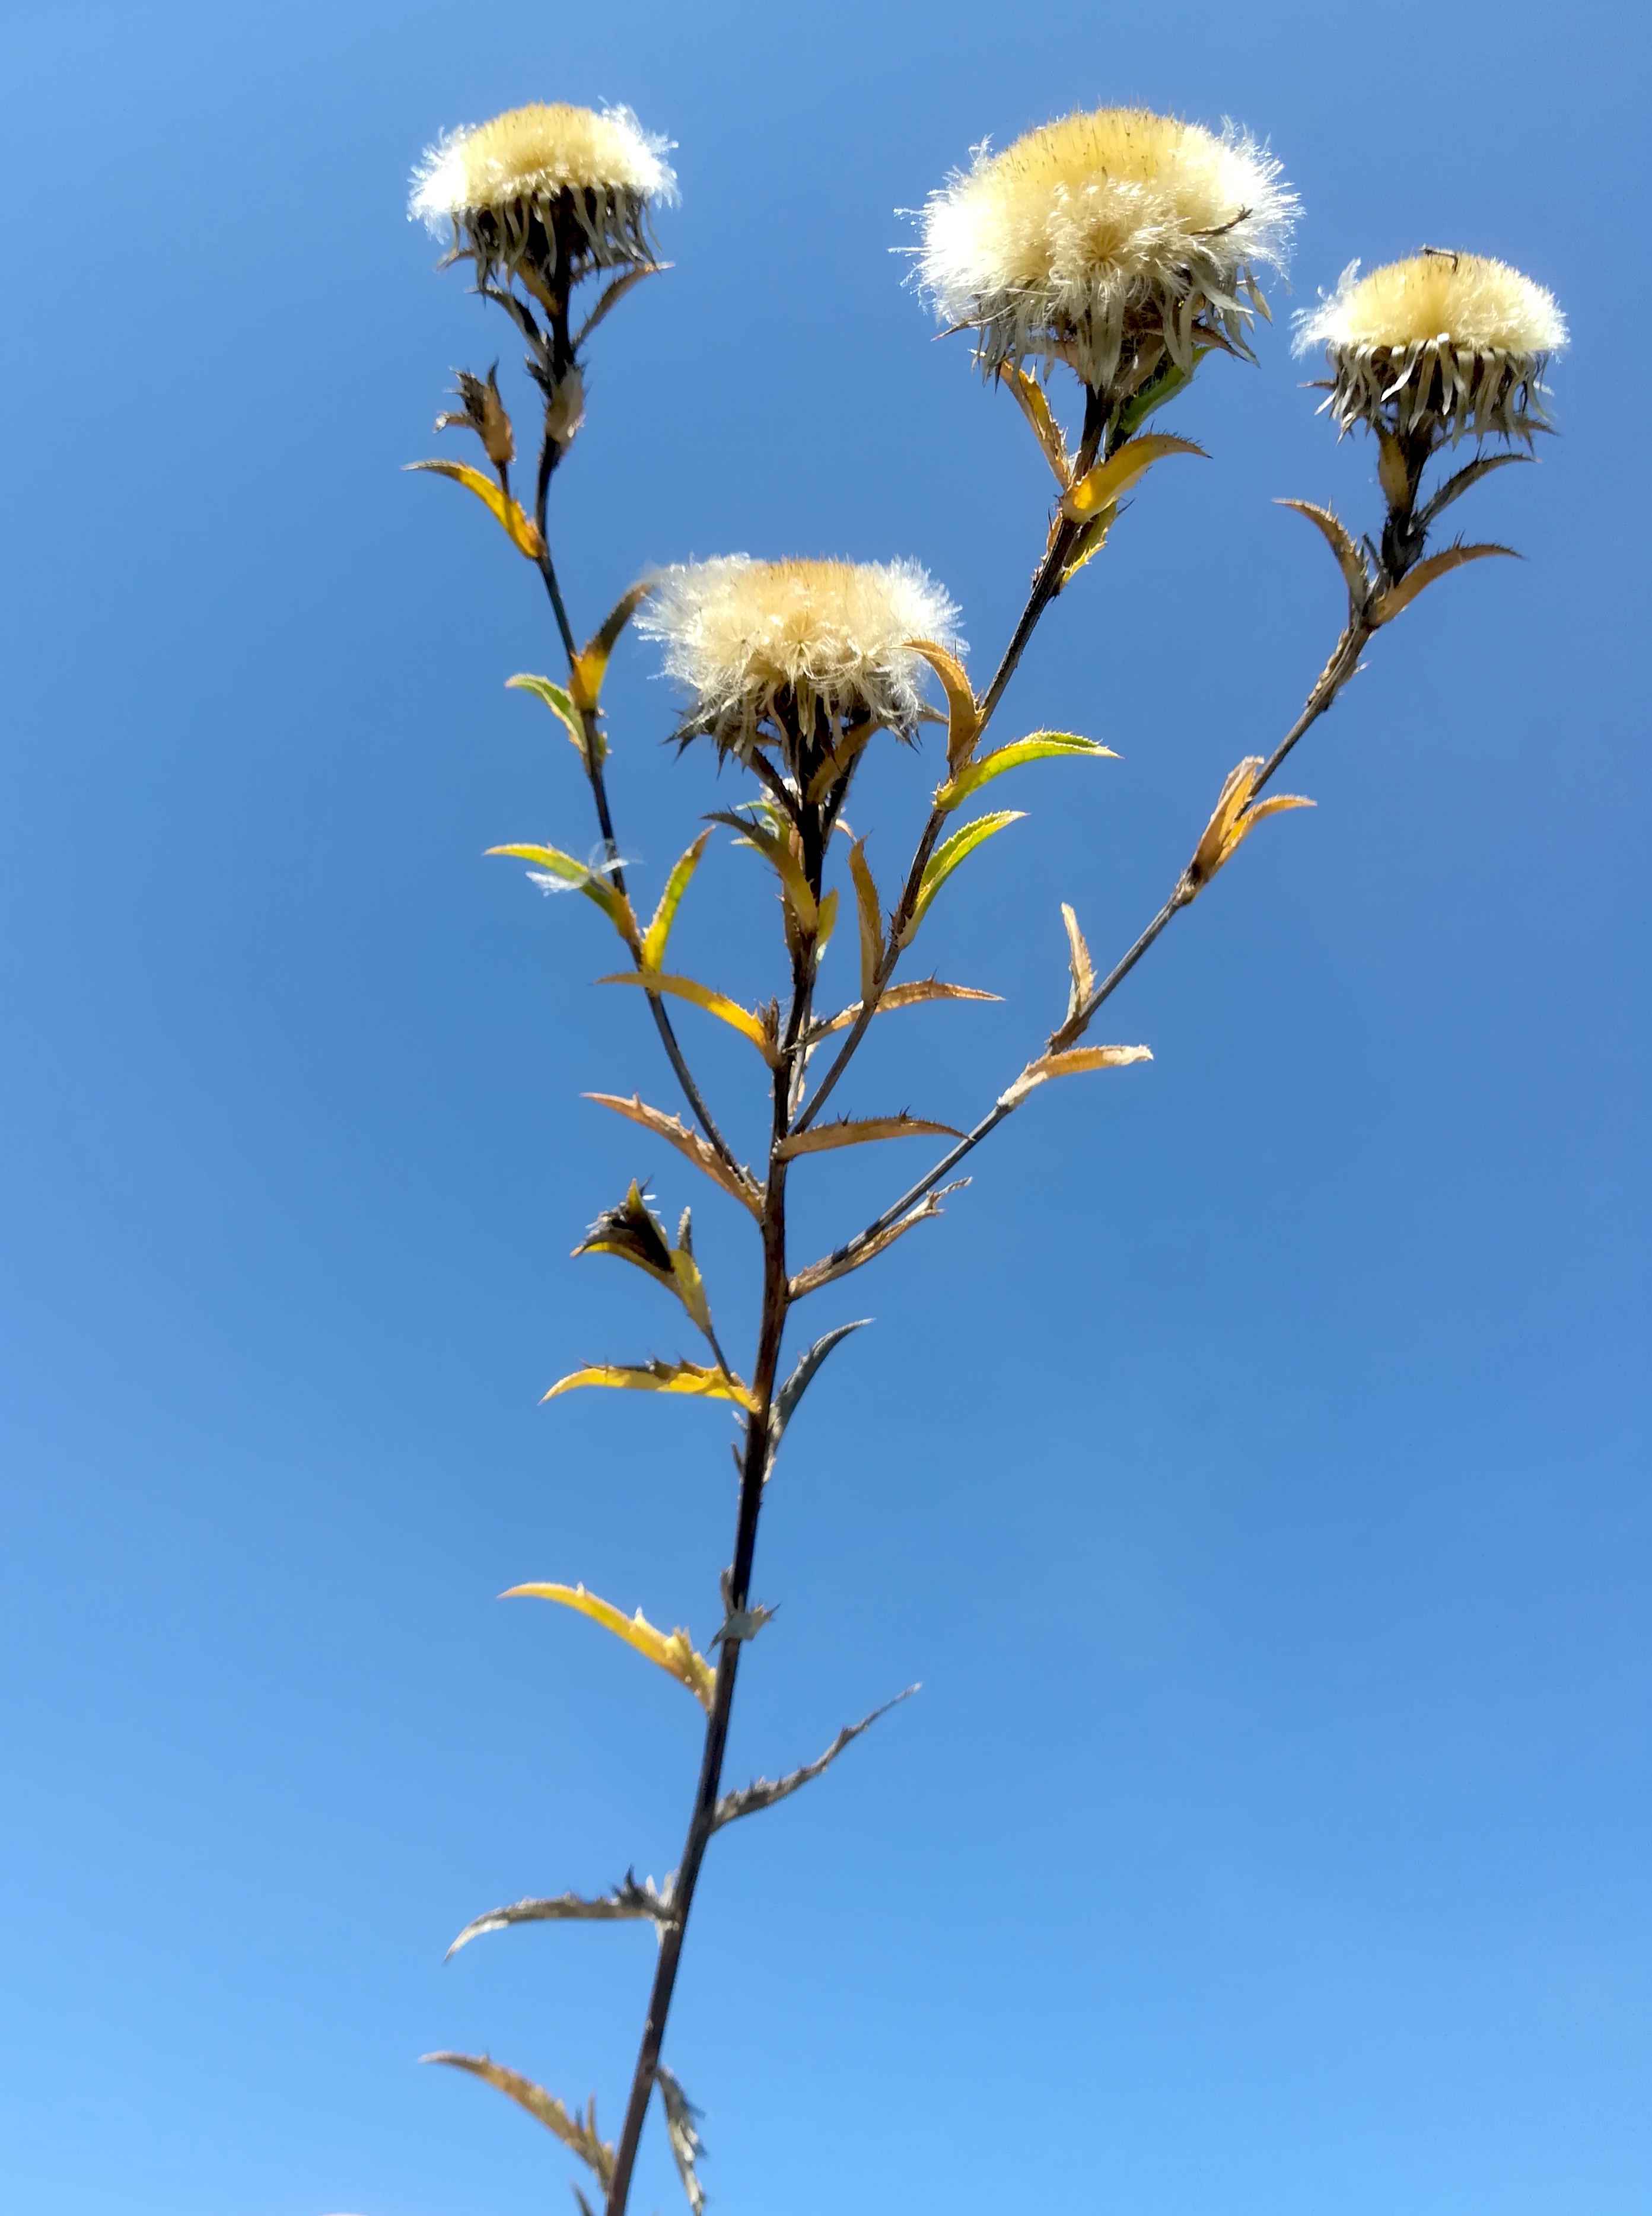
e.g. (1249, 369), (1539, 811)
(570, 578), (653, 712)
(506, 673), (590, 759)
(405, 459), (543, 558)
(1277, 499), (1371, 603)
(446, 1874), (677, 1958)
(596, 970), (778, 1062)
(772, 1320), (871, 1444)
(1061, 903), (1094, 1023)
(642, 830), (713, 972)
(1371, 543), (1519, 625)
(486, 842), (639, 946)
(999, 362), (1072, 485)
(420, 2053), (613, 2187)
(711, 1687), (919, 1830)
(906, 639), (980, 769)
(789, 1181), (966, 1296)
(936, 731), (1115, 814)
(583, 1093), (763, 1218)
(778, 1114), (963, 1161)
(503, 1581), (717, 1709)
(1059, 434), (1207, 523)
(542, 1358), (756, 1412)
(902, 812), (1025, 942)
(655, 2066), (707, 2216)
(813, 978), (1000, 1035)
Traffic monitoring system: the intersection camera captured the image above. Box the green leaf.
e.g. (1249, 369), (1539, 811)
(937, 731), (1115, 813)
(486, 842), (638, 947)
(1113, 355), (1194, 441)
(642, 830), (713, 972)
(900, 811), (1025, 944)
(505, 672), (590, 760)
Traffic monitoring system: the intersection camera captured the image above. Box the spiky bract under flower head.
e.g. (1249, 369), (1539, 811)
(410, 103), (676, 289)
(639, 558), (964, 763)
(915, 107), (1296, 394)
(1294, 252), (1566, 442)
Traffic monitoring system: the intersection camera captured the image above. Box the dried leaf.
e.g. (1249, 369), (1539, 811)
(901, 811), (1025, 943)
(596, 970), (778, 1063)
(711, 1686), (918, 1830)
(906, 639), (981, 769)
(570, 579), (654, 712)
(1059, 434), (1207, 523)
(804, 717), (880, 805)
(813, 979), (1000, 1036)
(1000, 362), (1071, 485)
(641, 831), (713, 973)
(709, 1602), (774, 1646)
(1061, 903), (1094, 1023)
(789, 1182), (965, 1297)
(1417, 451), (1529, 531)
(503, 1581), (717, 1709)
(848, 837), (883, 1008)
(655, 2066), (706, 2216)
(937, 730), (1115, 814)
(446, 1873), (677, 1959)
(487, 842), (639, 947)
(583, 1092), (763, 1218)
(574, 263), (660, 350)
(771, 1319), (870, 1445)
(405, 459), (543, 558)
(506, 672), (591, 761)
(778, 1114), (962, 1161)
(421, 2053), (613, 2188)
(1371, 542), (1518, 625)
(1277, 499), (1371, 603)
(541, 1361), (757, 1415)
(1185, 758), (1315, 895)
(1001, 1043), (1153, 1107)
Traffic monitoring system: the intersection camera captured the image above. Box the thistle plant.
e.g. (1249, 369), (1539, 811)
(406, 95), (1565, 2215)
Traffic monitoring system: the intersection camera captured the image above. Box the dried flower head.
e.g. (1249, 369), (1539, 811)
(915, 107), (1296, 395)
(1294, 251), (1567, 442)
(410, 102), (676, 293)
(436, 365), (515, 469)
(639, 558), (964, 763)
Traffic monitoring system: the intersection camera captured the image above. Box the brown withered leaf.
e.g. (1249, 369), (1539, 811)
(446, 1872), (677, 1959)
(789, 1181), (966, 1297)
(584, 1093), (763, 1218)
(1277, 498), (1371, 604)
(777, 1113), (963, 1161)
(436, 364), (515, 469)
(813, 978), (1000, 1036)
(1061, 903), (1094, 1024)
(1185, 758), (1314, 896)
(655, 2065), (707, 2216)
(421, 2053), (613, 2188)
(710, 1686), (918, 1831)
(1001, 1043), (1153, 1107)
(1370, 542), (1519, 625)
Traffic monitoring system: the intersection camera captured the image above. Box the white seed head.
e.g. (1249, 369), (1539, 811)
(409, 102), (676, 286)
(914, 106), (1296, 393)
(638, 558), (965, 759)
(1293, 251), (1567, 441)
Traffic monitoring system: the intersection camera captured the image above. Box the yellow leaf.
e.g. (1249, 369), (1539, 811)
(778, 1113), (963, 1161)
(906, 639), (981, 770)
(804, 718), (880, 805)
(814, 979), (1000, 1035)
(421, 2053), (613, 2186)
(569, 578), (654, 712)
(712, 810), (817, 933)
(669, 1248), (714, 1338)
(503, 1581), (718, 1711)
(1061, 903), (1094, 1022)
(902, 811), (1025, 944)
(1000, 362), (1071, 485)
(542, 1359), (758, 1413)
(816, 885), (839, 955)
(1003, 1042), (1153, 1105)
(936, 731), (1115, 814)
(1059, 510), (1113, 585)
(1277, 499), (1370, 603)
(405, 459), (543, 558)
(848, 838), (883, 1008)
(596, 970), (778, 1063)
(584, 1091), (763, 1217)
(1371, 542), (1518, 626)
(1059, 434), (1208, 523)
(1185, 759), (1314, 896)
(641, 830), (712, 973)
(486, 842), (639, 948)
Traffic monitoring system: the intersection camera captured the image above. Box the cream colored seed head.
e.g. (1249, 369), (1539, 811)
(411, 102), (676, 222)
(639, 558), (965, 759)
(916, 106), (1296, 391)
(1294, 251), (1566, 441)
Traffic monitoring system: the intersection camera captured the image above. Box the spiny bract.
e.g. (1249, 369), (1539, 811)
(1294, 251), (1567, 442)
(638, 558), (964, 760)
(915, 106), (1296, 393)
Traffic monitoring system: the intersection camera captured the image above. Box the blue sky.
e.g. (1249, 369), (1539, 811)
(0, 2), (1646, 2212)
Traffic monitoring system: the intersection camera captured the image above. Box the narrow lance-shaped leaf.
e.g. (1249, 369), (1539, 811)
(900, 811), (1026, 944)
(506, 673), (590, 760)
(1418, 451), (1529, 531)
(420, 2053), (613, 2189)
(906, 639), (981, 770)
(1002, 1043), (1153, 1108)
(447, 1873), (677, 1959)
(1371, 542), (1519, 626)
(709, 809), (818, 934)
(642, 830), (714, 972)
(771, 1319), (871, 1446)
(937, 731), (1115, 814)
(1277, 499), (1372, 604)
(486, 842), (639, 948)
(1059, 433), (1208, 523)
(655, 2067), (707, 2216)
(790, 1180), (966, 1297)
(405, 459), (544, 558)
(596, 970), (778, 1064)
(569, 578), (653, 713)
(813, 978), (1000, 1036)
(999, 362), (1071, 485)
(542, 1359), (757, 1414)
(574, 1183), (717, 1341)
(1061, 903), (1094, 1024)
(711, 1686), (919, 1830)
(1183, 757), (1315, 897)
(778, 1113), (963, 1161)
(503, 1581), (717, 1710)
(848, 837), (883, 1008)
(583, 1092), (763, 1218)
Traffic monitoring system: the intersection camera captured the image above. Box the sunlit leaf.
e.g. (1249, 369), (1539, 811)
(1185, 757), (1315, 896)
(583, 1091), (763, 1218)
(1059, 510), (1113, 585)
(655, 2067), (706, 2216)
(405, 459), (544, 558)
(541, 1361), (757, 1415)
(421, 2053), (612, 2186)
(1000, 362), (1071, 485)
(1061, 903), (1094, 1024)
(503, 1581), (717, 1709)
(710, 810), (817, 933)
(813, 978), (1000, 1036)
(505, 673), (590, 760)
(848, 838), (883, 1007)
(790, 1180), (966, 1297)
(936, 731), (1115, 813)
(596, 970), (778, 1062)
(1002, 1042), (1153, 1106)
(1277, 499), (1371, 603)
(1371, 542), (1518, 625)
(804, 718), (880, 805)
(906, 639), (981, 769)
(570, 578), (654, 712)
(711, 1686), (918, 1830)
(1059, 433), (1207, 523)
(446, 1873), (676, 1959)
(642, 832), (713, 972)
(487, 842), (639, 947)
(901, 811), (1025, 943)
(1113, 355), (1194, 441)
(778, 1114), (962, 1161)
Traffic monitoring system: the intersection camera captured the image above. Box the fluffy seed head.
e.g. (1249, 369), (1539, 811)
(1294, 251), (1566, 442)
(915, 107), (1296, 393)
(410, 103), (676, 288)
(638, 558), (965, 762)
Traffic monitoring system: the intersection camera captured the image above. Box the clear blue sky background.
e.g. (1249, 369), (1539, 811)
(1, 3), (1645, 2212)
